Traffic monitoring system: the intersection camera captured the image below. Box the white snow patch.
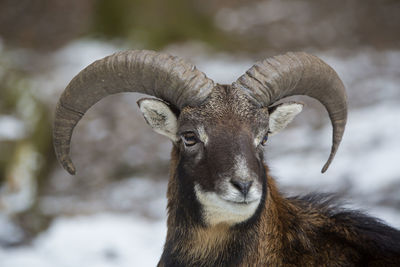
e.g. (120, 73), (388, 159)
(271, 102), (400, 195)
(195, 55), (253, 84)
(0, 213), (166, 267)
(0, 116), (26, 140)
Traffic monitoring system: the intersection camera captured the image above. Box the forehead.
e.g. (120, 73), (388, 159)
(178, 85), (268, 132)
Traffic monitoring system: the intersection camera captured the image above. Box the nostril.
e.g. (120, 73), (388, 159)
(230, 179), (253, 196)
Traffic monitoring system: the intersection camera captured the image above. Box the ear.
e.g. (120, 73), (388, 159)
(268, 102), (303, 136)
(137, 98), (179, 142)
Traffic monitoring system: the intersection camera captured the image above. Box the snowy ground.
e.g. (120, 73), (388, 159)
(1, 41), (399, 266)
(0, 214), (166, 267)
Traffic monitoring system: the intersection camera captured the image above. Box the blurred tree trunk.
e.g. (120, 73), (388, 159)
(0, 56), (54, 245)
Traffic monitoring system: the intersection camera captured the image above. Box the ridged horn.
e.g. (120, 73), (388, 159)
(233, 52), (347, 173)
(53, 50), (215, 175)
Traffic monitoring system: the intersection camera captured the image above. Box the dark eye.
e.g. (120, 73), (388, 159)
(181, 132), (198, 146)
(261, 134), (268, 146)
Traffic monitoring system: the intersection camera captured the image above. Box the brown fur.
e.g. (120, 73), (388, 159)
(160, 154), (400, 266)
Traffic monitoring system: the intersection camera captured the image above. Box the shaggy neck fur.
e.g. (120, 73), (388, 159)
(158, 147), (400, 267)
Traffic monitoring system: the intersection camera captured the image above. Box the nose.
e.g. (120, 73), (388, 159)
(230, 179), (253, 196)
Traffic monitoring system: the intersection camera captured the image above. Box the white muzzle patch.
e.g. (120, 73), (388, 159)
(194, 182), (261, 226)
(194, 154), (262, 225)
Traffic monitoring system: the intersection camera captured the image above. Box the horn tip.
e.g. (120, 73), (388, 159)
(321, 164), (329, 173)
(321, 155), (334, 173)
(67, 167), (76, 175)
(62, 158), (76, 175)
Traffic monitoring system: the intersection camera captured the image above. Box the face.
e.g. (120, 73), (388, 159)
(175, 87), (270, 226)
(138, 85), (303, 226)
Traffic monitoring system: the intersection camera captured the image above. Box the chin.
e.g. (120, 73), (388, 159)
(194, 184), (262, 226)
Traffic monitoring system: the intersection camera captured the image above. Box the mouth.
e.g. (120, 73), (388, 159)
(222, 197), (259, 206)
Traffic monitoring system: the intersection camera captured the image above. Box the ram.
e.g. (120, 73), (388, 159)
(53, 50), (400, 266)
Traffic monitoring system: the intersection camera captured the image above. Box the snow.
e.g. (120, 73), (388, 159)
(0, 214), (24, 245)
(195, 54), (253, 84)
(268, 102), (400, 229)
(0, 116), (26, 141)
(271, 102), (400, 194)
(0, 214), (166, 267)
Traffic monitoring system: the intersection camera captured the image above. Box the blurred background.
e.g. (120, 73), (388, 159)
(0, 0), (399, 266)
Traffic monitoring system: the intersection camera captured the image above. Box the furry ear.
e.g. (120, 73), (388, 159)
(268, 102), (303, 136)
(137, 98), (179, 142)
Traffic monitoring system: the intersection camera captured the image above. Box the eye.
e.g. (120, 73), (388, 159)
(181, 132), (198, 146)
(261, 134), (268, 146)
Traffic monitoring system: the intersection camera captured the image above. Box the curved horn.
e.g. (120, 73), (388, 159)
(54, 50), (214, 175)
(233, 52), (347, 173)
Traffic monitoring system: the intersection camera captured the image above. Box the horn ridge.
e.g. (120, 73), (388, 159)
(233, 52), (347, 173)
(53, 50), (214, 174)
